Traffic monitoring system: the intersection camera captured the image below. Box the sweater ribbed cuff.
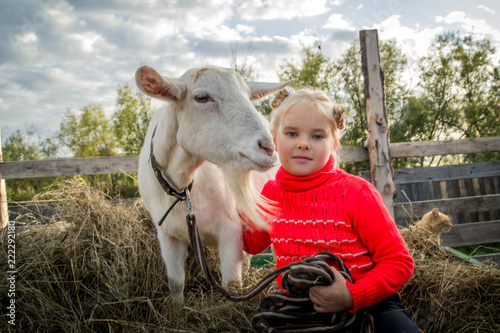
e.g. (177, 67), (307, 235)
(346, 279), (382, 313)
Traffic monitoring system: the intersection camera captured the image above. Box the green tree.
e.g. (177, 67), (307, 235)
(488, 65), (500, 138)
(2, 129), (57, 202)
(330, 39), (410, 148)
(450, 33), (498, 140)
(330, 41), (365, 147)
(411, 32), (499, 164)
(278, 44), (334, 92)
(113, 84), (153, 155)
(417, 34), (462, 142)
(2, 129), (43, 161)
(58, 104), (117, 158)
(57, 104), (124, 195)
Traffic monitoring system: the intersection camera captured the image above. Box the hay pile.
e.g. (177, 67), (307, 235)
(1, 179), (499, 332)
(1, 179), (274, 332)
(399, 226), (499, 333)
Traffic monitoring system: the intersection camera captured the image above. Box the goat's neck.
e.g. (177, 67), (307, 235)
(153, 110), (203, 192)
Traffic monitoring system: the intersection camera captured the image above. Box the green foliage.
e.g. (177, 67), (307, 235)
(454, 242), (500, 257)
(417, 32), (499, 140)
(254, 97), (273, 118)
(407, 32), (500, 164)
(56, 93), (149, 198)
(278, 44), (334, 92)
(58, 104), (117, 158)
(2, 128), (59, 202)
(2, 129), (43, 161)
(113, 84), (153, 155)
(330, 41), (365, 147)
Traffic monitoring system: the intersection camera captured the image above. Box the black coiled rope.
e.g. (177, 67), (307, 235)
(249, 253), (374, 333)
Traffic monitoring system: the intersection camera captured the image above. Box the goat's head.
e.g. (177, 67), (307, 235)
(135, 65), (292, 227)
(135, 65), (291, 172)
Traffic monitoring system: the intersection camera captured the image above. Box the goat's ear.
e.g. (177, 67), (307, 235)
(135, 66), (186, 102)
(247, 79), (294, 101)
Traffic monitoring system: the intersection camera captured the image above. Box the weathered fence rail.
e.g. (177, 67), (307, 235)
(0, 155), (139, 179)
(391, 161), (500, 184)
(394, 194), (500, 221)
(2, 137), (498, 180)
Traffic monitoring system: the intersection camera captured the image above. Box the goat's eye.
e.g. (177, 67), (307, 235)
(195, 93), (210, 103)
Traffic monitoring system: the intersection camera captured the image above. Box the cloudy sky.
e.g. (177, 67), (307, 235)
(1, 0), (499, 144)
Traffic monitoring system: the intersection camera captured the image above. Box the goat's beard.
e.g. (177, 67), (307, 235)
(224, 169), (278, 231)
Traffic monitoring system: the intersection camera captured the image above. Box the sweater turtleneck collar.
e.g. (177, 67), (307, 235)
(275, 156), (337, 192)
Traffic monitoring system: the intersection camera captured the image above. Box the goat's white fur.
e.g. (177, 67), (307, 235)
(136, 65), (290, 304)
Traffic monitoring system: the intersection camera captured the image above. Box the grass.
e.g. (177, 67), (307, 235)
(454, 242), (500, 257)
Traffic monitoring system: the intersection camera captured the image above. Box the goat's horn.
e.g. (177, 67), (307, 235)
(247, 79), (294, 101)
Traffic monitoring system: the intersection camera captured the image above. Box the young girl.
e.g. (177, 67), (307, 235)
(244, 88), (420, 332)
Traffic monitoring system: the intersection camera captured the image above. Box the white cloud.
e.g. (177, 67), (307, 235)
(236, 24), (256, 35)
(434, 10), (500, 63)
(67, 32), (102, 53)
(478, 5), (495, 14)
(323, 13), (355, 31)
(436, 11), (499, 38)
(238, 0), (328, 21)
(374, 15), (443, 59)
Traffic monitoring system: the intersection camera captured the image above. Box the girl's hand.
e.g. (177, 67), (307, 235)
(309, 265), (354, 313)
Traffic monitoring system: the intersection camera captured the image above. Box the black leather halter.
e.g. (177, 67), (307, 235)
(150, 124), (192, 226)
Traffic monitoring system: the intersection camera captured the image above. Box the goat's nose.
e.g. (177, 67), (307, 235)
(258, 140), (275, 156)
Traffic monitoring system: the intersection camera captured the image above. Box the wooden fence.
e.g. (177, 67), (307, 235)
(359, 160), (500, 263)
(2, 138), (499, 249)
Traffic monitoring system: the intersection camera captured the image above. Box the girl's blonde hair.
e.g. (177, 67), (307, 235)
(269, 88), (346, 160)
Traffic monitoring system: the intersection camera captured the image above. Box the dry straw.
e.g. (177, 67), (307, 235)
(399, 226), (499, 333)
(1, 179), (499, 332)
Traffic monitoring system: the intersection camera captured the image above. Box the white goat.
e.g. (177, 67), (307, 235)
(135, 65), (290, 304)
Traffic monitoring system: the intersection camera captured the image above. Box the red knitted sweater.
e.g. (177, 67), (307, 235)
(244, 157), (414, 312)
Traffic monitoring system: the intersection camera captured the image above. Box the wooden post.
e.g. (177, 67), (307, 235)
(359, 29), (396, 218)
(0, 128), (8, 228)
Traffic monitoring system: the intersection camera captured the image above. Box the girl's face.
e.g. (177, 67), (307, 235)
(273, 103), (336, 176)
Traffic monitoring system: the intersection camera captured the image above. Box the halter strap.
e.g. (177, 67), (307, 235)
(150, 124), (193, 226)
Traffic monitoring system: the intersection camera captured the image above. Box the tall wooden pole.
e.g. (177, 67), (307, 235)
(359, 29), (396, 218)
(0, 128), (8, 228)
